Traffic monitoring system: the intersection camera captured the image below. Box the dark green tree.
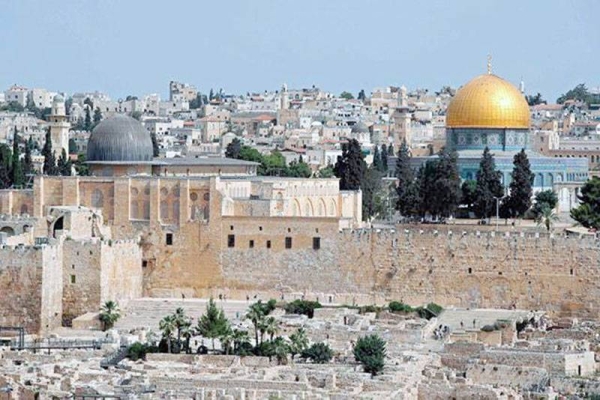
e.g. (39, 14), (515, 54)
(57, 149), (72, 176)
(225, 138), (242, 159)
(10, 128), (24, 187)
(531, 190), (558, 219)
(380, 145), (388, 173)
(41, 129), (58, 175)
(570, 177), (600, 230)
(288, 158), (312, 178)
(68, 138), (78, 154)
(372, 146), (383, 172)
(430, 147), (461, 218)
(416, 161), (437, 217)
(460, 179), (477, 211)
(151, 131), (160, 157)
(357, 89), (366, 101)
(353, 334), (387, 377)
(0, 144), (11, 189)
(473, 147), (504, 219)
(334, 139), (366, 191)
(387, 145), (394, 156)
(74, 154), (90, 176)
(318, 165), (335, 178)
(506, 149), (534, 218)
(395, 140), (420, 216)
(23, 138), (34, 180)
(0, 102), (25, 112)
(209, 89), (214, 100)
(362, 166), (382, 220)
(93, 107), (103, 128)
(340, 91), (354, 100)
(557, 83), (598, 105)
(84, 107), (92, 131)
(196, 298), (230, 350)
(301, 342), (332, 364)
(526, 92), (546, 106)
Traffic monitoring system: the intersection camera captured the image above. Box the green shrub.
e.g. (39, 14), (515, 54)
(415, 303), (443, 320)
(359, 305), (383, 315)
(480, 324), (496, 332)
(353, 334), (387, 376)
(301, 342), (332, 364)
(388, 301), (413, 313)
(426, 303), (443, 315)
(284, 300), (322, 318)
(128, 342), (148, 361)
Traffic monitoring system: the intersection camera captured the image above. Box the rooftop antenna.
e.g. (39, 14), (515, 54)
(487, 54), (492, 75)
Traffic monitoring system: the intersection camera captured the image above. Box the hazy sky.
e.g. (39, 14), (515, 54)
(0, 0), (598, 101)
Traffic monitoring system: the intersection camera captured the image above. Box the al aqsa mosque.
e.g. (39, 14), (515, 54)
(427, 67), (588, 212)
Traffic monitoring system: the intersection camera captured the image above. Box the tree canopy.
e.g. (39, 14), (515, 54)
(473, 147), (503, 219)
(557, 84), (599, 105)
(505, 149), (534, 218)
(334, 139), (366, 191)
(570, 177), (600, 230)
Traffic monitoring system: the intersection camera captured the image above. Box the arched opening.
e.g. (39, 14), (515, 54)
(52, 217), (64, 238)
(0, 226), (15, 237)
(91, 189), (104, 208)
(20, 204), (29, 215)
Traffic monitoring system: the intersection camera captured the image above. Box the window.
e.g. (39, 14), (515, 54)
(468, 268), (472, 274)
(285, 237), (292, 249)
(70, 275), (76, 284)
(249, 240), (254, 248)
(259, 226), (263, 231)
(142, 260), (148, 268)
(313, 237), (321, 250)
(166, 233), (173, 246)
(228, 234), (235, 248)
(266, 240), (271, 249)
(230, 225), (234, 230)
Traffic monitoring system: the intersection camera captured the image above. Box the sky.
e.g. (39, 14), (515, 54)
(0, 0), (598, 102)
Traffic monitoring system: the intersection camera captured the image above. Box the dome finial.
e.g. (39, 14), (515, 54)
(487, 54), (492, 75)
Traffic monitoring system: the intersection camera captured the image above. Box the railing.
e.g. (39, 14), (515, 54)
(11, 337), (113, 351)
(100, 346), (128, 369)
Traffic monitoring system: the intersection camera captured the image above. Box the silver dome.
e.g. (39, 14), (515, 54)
(86, 115), (153, 162)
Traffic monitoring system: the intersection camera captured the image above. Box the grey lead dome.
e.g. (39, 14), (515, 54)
(86, 115), (154, 162)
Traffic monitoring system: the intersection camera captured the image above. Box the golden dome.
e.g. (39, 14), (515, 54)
(446, 74), (530, 129)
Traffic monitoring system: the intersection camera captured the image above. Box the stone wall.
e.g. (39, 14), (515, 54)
(62, 238), (143, 324)
(0, 243), (62, 334)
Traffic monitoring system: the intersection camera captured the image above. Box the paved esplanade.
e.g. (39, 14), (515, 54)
(115, 298), (255, 331)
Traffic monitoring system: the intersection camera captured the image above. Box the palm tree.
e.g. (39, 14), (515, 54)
(159, 315), (176, 353)
(272, 336), (290, 365)
(219, 327), (234, 355)
(289, 328), (309, 361)
(99, 300), (121, 331)
(172, 307), (192, 349)
(179, 324), (194, 354)
(231, 329), (250, 353)
(263, 316), (280, 342)
(536, 207), (559, 232)
(246, 303), (265, 346)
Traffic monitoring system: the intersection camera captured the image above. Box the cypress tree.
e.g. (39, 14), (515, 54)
(334, 139), (366, 191)
(151, 131), (160, 157)
(10, 128), (24, 187)
(506, 149), (534, 218)
(395, 140), (419, 216)
(431, 147), (461, 218)
(57, 149), (72, 176)
(473, 147), (503, 219)
(23, 138), (34, 180)
(42, 128), (57, 175)
(362, 166), (382, 220)
(381, 145), (388, 173)
(84, 107), (92, 131)
(372, 146), (383, 172)
(0, 144), (11, 189)
(93, 107), (103, 128)
(387, 145), (394, 156)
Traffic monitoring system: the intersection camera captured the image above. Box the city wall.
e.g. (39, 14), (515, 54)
(0, 243), (62, 334)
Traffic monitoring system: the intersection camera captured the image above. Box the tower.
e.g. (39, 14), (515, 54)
(279, 83), (289, 110)
(49, 95), (70, 156)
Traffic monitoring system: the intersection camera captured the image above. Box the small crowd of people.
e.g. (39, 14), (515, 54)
(434, 324), (450, 340)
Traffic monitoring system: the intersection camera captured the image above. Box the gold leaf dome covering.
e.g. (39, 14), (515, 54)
(446, 74), (530, 129)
